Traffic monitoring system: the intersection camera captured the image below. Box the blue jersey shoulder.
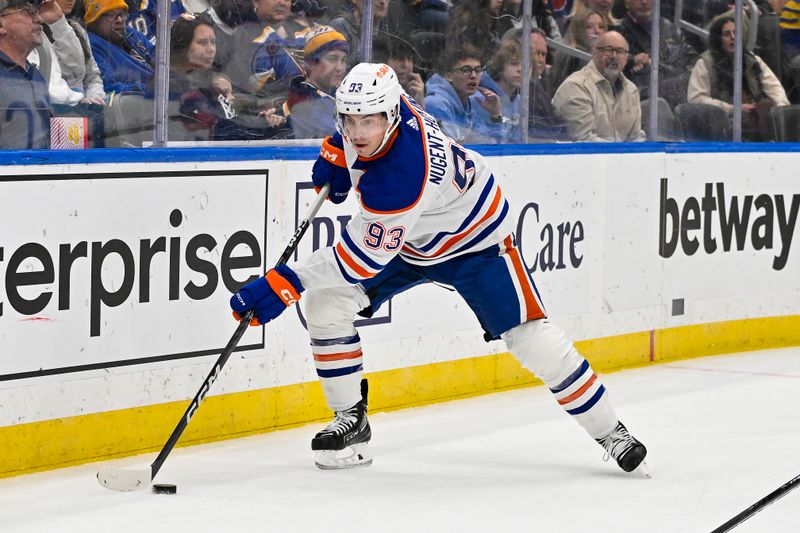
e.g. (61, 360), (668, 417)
(353, 99), (427, 214)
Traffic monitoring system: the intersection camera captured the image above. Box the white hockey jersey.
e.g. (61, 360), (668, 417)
(293, 95), (516, 290)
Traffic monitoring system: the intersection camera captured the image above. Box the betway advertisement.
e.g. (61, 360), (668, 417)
(658, 153), (799, 306)
(0, 168), (268, 381)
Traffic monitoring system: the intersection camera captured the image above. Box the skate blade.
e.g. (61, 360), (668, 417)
(315, 443), (372, 470)
(633, 459), (652, 479)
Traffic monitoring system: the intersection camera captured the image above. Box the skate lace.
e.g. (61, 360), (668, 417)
(599, 424), (635, 463)
(321, 407), (359, 436)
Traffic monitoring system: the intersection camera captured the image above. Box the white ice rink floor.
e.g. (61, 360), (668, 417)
(3, 347), (800, 533)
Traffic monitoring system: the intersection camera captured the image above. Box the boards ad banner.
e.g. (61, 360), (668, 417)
(0, 168), (269, 381)
(1, 150), (798, 396)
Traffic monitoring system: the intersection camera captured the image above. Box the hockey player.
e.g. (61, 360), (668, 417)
(230, 62), (649, 474)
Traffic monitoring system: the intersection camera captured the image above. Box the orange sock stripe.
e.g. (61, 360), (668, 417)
(313, 349), (363, 362)
(265, 271), (301, 306)
(557, 373), (598, 405)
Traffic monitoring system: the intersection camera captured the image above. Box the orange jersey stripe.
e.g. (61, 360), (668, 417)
(557, 373), (598, 405)
(335, 242), (374, 279)
(403, 188), (503, 259)
(313, 349), (363, 362)
(504, 236), (545, 321)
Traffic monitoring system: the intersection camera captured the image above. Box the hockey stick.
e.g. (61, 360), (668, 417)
(97, 183), (331, 492)
(710, 473), (800, 533)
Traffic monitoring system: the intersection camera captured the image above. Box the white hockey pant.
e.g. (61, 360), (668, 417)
(303, 285), (371, 411)
(502, 319), (618, 439)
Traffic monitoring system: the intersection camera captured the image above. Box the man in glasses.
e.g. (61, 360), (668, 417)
(85, 0), (154, 94)
(425, 44), (505, 143)
(552, 31), (646, 142)
(0, 0), (53, 149)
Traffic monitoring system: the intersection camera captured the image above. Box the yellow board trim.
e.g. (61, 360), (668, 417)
(3, 314), (800, 478)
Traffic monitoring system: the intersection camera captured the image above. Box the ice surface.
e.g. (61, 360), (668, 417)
(2, 348), (799, 533)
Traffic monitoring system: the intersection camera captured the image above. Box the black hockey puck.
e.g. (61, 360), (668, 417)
(152, 483), (177, 495)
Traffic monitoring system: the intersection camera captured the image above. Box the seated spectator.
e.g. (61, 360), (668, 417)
(0, 0), (52, 149)
(552, 30), (646, 141)
(285, 25), (348, 138)
(497, 0), (562, 42)
(498, 26), (567, 140)
(160, 13), (286, 140)
(29, 0), (106, 146)
(246, 32), (304, 96)
(329, 0), (391, 66)
(446, 0), (504, 63)
(618, 0), (697, 107)
(501, 26), (553, 83)
(688, 11), (789, 141)
(29, 0), (88, 106)
(566, 0), (620, 32)
(242, 0), (309, 43)
(373, 33), (425, 105)
(425, 44), (505, 143)
(85, 0), (155, 94)
(551, 9), (604, 90)
(483, 38), (521, 140)
(223, 0), (308, 95)
(50, 0), (106, 105)
(203, 0), (258, 71)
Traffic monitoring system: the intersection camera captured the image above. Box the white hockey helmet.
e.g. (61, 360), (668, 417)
(335, 62), (402, 156)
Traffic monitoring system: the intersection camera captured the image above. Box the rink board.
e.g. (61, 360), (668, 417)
(1, 144), (799, 476)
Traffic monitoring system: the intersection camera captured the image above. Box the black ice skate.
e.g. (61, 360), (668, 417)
(596, 421), (650, 478)
(312, 379), (372, 470)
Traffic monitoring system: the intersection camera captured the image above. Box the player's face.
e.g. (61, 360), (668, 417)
(309, 50), (348, 91)
(343, 113), (389, 157)
(187, 24), (216, 71)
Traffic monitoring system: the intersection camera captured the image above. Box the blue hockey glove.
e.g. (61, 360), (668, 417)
(230, 264), (304, 326)
(312, 135), (351, 204)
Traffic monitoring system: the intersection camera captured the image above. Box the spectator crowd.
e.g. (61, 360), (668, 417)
(1, 0), (799, 148)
